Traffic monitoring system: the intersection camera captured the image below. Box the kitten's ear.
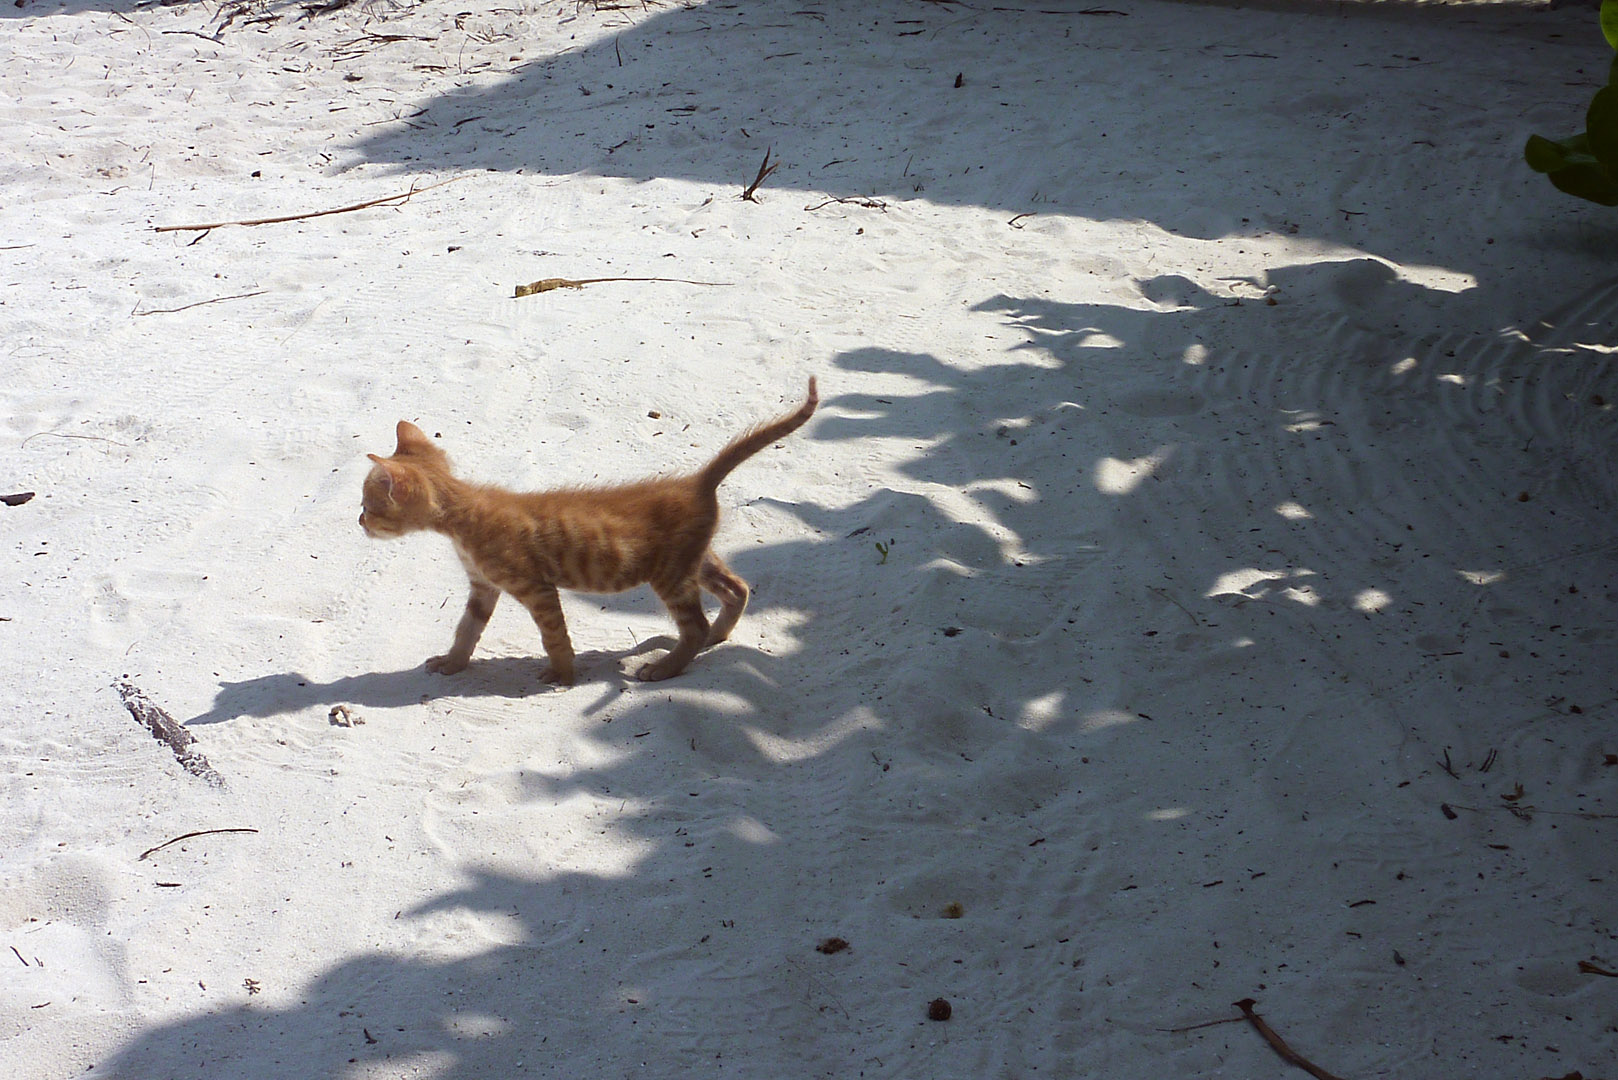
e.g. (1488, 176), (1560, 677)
(366, 455), (411, 502)
(394, 421), (435, 457)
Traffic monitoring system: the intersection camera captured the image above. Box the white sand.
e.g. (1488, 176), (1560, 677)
(3, 0), (1616, 1075)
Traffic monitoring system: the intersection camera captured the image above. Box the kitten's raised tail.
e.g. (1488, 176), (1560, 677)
(699, 376), (818, 494)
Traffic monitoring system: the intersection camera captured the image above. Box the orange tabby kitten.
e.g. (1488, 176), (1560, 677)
(360, 377), (817, 685)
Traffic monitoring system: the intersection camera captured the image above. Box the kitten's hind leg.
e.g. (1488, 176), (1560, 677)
(700, 552), (749, 647)
(427, 580), (500, 675)
(514, 583), (577, 686)
(638, 582), (710, 682)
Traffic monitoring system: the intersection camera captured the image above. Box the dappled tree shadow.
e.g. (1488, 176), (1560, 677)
(109, 260), (1618, 1076)
(86, 0), (1618, 1068)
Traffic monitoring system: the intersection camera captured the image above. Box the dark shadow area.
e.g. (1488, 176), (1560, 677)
(107, 263), (1618, 1076)
(3, 0), (282, 20)
(182, 645), (676, 726)
(4, 0), (156, 15)
(80, 0), (1618, 1072)
(0, 0), (1559, 21)
(331, 0), (1586, 284)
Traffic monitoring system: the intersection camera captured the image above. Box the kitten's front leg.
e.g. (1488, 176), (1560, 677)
(516, 583), (576, 686)
(426, 580), (500, 675)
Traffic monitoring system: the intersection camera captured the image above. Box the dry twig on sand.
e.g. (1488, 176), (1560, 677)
(161, 29), (225, 45)
(1447, 801), (1618, 822)
(514, 276), (732, 297)
(20, 431), (130, 450)
(1162, 1015), (1246, 1034)
(1233, 999), (1344, 1080)
(133, 291), (267, 317)
(114, 680), (223, 785)
(330, 32), (434, 61)
(741, 147), (779, 202)
(301, 0), (359, 18)
(154, 176), (465, 233)
(138, 829), (259, 862)
(805, 195), (888, 212)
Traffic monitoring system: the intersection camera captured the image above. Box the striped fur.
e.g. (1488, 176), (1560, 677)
(360, 377), (817, 684)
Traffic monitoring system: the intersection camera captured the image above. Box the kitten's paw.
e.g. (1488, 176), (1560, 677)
(634, 657), (685, 682)
(425, 655), (468, 675)
(539, 664), (575, 687)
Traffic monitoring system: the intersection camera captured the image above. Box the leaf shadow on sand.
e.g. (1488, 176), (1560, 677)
(105, 261), (1618, 1078)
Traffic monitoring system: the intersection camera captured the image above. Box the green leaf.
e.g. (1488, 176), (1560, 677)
(1548, 160), (1618, 205)
(1529, 6), (1618, 205)
(1525, 133), (1594, 174)
(1525, 134), (1565, 173)
(1591, 85), (1618, 163)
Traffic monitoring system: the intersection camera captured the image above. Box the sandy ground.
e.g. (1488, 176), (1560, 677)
(2, 0), (1616, 1076)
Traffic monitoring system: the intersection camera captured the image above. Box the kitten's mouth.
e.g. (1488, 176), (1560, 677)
(360, 515), (401, 540)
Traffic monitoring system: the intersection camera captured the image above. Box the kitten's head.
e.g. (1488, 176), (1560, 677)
(359, 421), (449, 539)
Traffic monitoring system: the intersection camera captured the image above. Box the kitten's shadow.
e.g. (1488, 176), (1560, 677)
(187, 641), (674, 726)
